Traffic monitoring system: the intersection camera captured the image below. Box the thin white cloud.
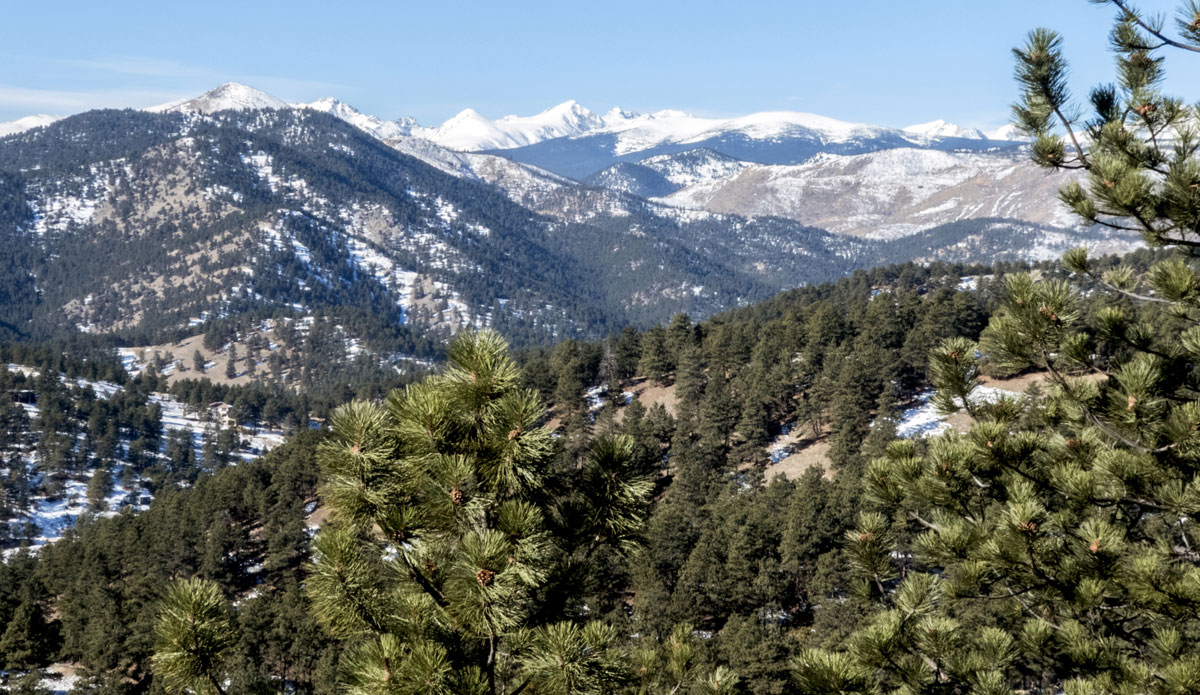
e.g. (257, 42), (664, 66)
(57, 55), (345, 94)
(0, 85), (189, 112)
(61, 57), (215, 79)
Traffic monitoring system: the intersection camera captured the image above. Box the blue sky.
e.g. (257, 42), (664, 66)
(3, 0), (1199, 128)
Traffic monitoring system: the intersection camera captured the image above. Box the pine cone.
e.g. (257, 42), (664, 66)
(450, 487), (464, 505)
(476, 568), (495, 586)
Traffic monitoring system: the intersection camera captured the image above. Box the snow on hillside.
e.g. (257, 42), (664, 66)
(639, 149), (750, 188)
(1, 364), (288, 557)
(0, 114), (62, 138)
(894, 385), (1017, 439)
(24, 167), (115, 236)
(654, 147), (1084, 239)
(344, 235), (419, 315)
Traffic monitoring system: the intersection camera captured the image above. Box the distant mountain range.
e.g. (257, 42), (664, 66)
(0, 83), (1137, 365)
(0, 81), (1026, 156)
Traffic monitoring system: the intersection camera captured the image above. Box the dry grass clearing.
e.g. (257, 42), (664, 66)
(125, 330), (291, 387)
(624, 379), (677, 417)
(764, 433), (832, 482)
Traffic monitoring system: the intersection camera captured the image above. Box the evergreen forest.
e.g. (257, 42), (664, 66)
(5, 1), (1200, 694)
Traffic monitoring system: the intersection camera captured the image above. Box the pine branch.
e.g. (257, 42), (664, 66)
(399, 552), (450, 610)
(1054, 105), (1093, 168)
(1109, 0), (1200, 52)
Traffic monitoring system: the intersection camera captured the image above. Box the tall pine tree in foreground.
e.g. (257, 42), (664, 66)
(154, 331), (735, 695)
(795, 1), (1200, 693)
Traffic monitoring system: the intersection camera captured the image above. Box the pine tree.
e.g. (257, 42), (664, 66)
(731, 395), (771, 468)
(613, 326), (642, 381)
(637, 325), (672, 385)
(698, 373), (737, 454)
(0, 578), (55, 671)
(665, 314), (696, 366)
(795, 4), (1200, 692)
(151, 578), (237, 695)
(224, 346), (238, 380)
(86, 465), (111, 512)
(673, 346), (707, 425)
(153, 331), (663, 695)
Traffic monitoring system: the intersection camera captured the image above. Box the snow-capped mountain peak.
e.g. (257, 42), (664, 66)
(420, 100), (606, 151)
(0, 114), (62, 138)
(506, 99), (601, 130)
(983, 123), (1028, 141)
(418, 108), (511, 151)
(148, 82), (288, 114)
(603, 107), (638, 125)
(303, 97), (412, 139)
(902, 119), (986, 140)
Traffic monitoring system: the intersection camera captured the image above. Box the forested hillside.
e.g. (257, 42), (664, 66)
(0, 250), (1161, 694)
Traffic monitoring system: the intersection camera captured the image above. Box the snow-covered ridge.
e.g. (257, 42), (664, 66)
(303, 97), (414, 140)
(903, 119), (986, 140)
(419, 102), (1031, 154)
(412, 99), (606, 150)
(0, 114), (62, 138)
(639, 149), (750, 187)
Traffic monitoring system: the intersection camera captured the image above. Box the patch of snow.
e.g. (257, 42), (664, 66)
(40, 666), (80, 695)
(894, 386), (1019, 439)
(584, 385), (608, 412)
